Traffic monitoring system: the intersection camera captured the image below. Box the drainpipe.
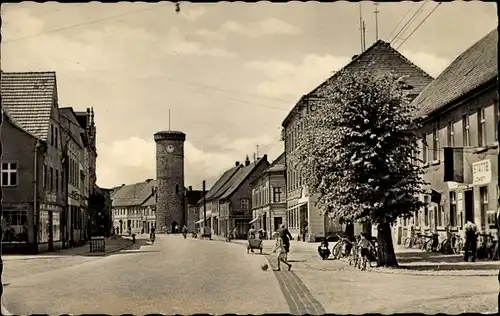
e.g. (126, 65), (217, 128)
(33, 140), (41, 253)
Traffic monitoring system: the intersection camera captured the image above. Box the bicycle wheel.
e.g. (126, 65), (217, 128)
(332, 242), (342, 260)
(403, 237), (412, 249)
(424, 240), (433, 252)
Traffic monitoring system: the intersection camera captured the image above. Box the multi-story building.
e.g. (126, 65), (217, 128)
(250, 153), (286, 238)
(196, 162), (242, 234)
(395, 29), (498, 244)
(60, 107), (87, 246)
(1, 71), (66, 253)
(185, 186), (203, 232)
(111, 179), (157, 234)
(281, 40), (433, 241)
(197, 155), (270, 239)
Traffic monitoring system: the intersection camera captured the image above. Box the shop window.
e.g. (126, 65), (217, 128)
(39, 211), (50, 243)
(1, 210), (28, 243)
(53, 212), (61, 242)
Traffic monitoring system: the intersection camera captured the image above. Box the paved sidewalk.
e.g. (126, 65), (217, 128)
(3, 236), (134, 261)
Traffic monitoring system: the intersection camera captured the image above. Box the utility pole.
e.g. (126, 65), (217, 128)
(362, 21), (367, 52)
(202, 180), (207, 225)
(359, 3), (364, 52)
(168, 109), (171, 131)
(374, 3), (380, 41)
(256, 145), (259, 159)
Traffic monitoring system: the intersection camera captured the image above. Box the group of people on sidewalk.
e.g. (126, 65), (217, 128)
(248, 224), (294, 271)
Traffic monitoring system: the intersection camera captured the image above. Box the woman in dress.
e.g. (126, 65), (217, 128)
(272, 232), (292, 271)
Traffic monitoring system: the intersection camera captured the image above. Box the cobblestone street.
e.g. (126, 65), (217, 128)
(224, 237), (499, 314)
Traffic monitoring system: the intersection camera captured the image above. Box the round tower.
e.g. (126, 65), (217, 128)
(154, 130), (186, 233)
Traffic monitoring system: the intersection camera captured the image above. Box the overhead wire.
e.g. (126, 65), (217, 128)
(3, 3), (170, 44)
(396, 2), (443, 50)
(389, 0), (429, 44)
(386, 2), (417, 41)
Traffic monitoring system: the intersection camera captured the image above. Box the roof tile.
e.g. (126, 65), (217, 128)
(1, 71), (57, 141)
(112, 180), (157, 207)
(413, 28), (498, 117)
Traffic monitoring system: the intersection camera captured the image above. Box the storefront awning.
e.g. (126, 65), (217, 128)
(249, 217), (259, 224)
(195, 219), (204, 225)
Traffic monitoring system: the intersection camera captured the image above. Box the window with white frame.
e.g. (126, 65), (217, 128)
(463, 114), (470, 146)
(424, 195), (430, 226)
(478, 107), (486, 146)
(447, 121), (454, 147)
(273, 187), (282, 203)
(449, 192), (457, 227)
(1, 162), (18, 186)
(422, 135), (428, 164)
(240, 199), (249, 210)
(432, 122), (439, 161)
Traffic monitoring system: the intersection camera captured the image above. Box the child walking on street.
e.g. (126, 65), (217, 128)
(272, 232), (292, 271)
(358, 233), (371, 270)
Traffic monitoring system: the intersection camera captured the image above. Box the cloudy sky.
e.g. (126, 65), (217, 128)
(2, 1), (497, 189)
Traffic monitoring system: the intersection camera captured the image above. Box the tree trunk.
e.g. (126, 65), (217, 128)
(376, 222), (398, 267)
(362, 222), (372, 239)
(345, 222), (355, 241)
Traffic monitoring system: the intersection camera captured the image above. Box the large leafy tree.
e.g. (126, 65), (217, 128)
(290, 70), (427, 267)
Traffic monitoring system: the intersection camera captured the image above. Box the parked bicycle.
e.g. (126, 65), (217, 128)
(403, 233), (425, 249)
(439, 232), (464, 255)
(348, 237), (378, 270)
(332, 234), (354, 260)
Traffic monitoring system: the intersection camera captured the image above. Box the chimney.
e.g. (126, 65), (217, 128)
(352, 55), (359, 60)
(121, 184), (125, 186)
(145, 179), (153, 183)
(189, 186), (192, 191)
(245, 155), (251, 166)
(235, 161), (240, 167)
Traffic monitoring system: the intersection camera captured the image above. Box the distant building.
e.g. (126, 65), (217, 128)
(250, 153), (286, 238)
(394, 29), (499, 245)
(185, 186), (203, 232)
(111, 179), (157, 234)
(197, 155), (270, 239)
(281, 40), (433, 241)
(1, 71), (67, 253)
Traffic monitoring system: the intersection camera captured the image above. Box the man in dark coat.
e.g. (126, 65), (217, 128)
(278, 224), (293, 253)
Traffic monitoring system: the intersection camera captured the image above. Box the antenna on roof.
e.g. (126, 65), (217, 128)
(359, 3), (364, 52)
(374, 3), (380, 42)
(362, 20), (366, 52)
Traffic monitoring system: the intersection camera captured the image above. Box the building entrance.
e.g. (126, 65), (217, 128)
(464, 189), (474, 223)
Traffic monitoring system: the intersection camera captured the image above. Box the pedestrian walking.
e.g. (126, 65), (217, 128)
(358, 233), (371, 270)
(464, 220), (478, 262)
(271, 232), (292, 271)
(248, 225), (256, 253)
(278, 224), (293, 254)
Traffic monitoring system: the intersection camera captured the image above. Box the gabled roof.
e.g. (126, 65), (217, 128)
(219, 156), (270, 200)
(266, 152), (285, 173)
(251, 153), (285, 186)
(413, 28), (498, 118)
(282, 40), (434, 127)
(112, 180), (157, 207)
(1, 109), (39, 140)
(1, 71), (58, 140)
(187, 190), (203, 206)
(59, 107), (85, 148)
(199, 165), (242, 203)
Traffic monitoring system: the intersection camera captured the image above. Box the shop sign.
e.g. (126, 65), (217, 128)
(472, 159), (491, 186)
